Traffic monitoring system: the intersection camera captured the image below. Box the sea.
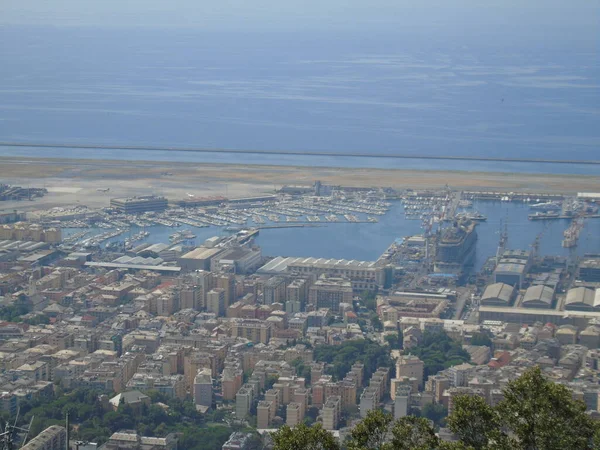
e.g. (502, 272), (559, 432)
(3, 25), (599, 265)
(0, 26), (599, 174)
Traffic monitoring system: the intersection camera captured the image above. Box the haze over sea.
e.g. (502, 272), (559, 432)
(0, 1), (598, 173)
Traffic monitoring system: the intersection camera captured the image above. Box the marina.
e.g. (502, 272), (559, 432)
(56, 190), (600, 271)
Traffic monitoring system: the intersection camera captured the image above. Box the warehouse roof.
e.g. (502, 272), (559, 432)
(522, 285), (554, 308)
(180, 247), (223, 260)
(565, 287), (598, 310)
(481, 283), (514, 305)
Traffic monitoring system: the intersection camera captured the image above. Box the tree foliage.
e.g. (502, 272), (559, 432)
(384, 331), (403, 350)
(390, 416), (441, 450)
(0, 303), (30, 322)
(469, 333), (492, 348)
(272, 423), (340, 450)
(290, 358), (312, 384)
(271, 367), (600, 450)
(314, 340), (393, 382)
(18, 387), (233, 450)
(421, 402), (448, 428)
(407, 331), (470, 380)
(347, 409), (393, 450)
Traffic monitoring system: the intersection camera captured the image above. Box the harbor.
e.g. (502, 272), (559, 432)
(52, 189), (600, 270)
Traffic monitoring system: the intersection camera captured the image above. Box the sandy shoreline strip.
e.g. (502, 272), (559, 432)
(0, 156), (598, 211)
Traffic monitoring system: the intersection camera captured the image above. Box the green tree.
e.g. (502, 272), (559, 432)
(407, 331), (470, 380)
(314, 339), (393, 382)
(272, 423), (340, 450)
(370, 313), (383, 332)
(361, 290), (377, 311)
(470, 333), (492, 348)
(347, 409), (393, 450)
(390, 416), (440, 450)
(447, 395), (504, 450)
(421, 403), (448, 428)
(497, 366), (597, 450)
(384, 332), (403, 350)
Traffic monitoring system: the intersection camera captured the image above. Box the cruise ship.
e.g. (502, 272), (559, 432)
(434, 219), (478, 274)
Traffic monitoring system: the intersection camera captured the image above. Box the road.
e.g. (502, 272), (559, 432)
(453, 288), (472, 320)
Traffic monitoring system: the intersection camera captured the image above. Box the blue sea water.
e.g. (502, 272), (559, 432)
(0, 26), (599, 172)
(65, 201), (600, 267)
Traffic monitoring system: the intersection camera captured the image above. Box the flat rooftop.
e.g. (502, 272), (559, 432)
(258, 256), (377, 273)
(85, 262), (181, 272)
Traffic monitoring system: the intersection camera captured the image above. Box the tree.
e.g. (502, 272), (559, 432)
(390, 416), (440, 450)
(421, 403), (448, 428)
(314, 339), (393, 382)
(447, 395), (505, 450)
(347, 409), (393, 450)
(470, 333), (492, 348)
(407, 331), (470, 380)
(384, 332), (403, 350)
(361, 290), (377, 311)
(497, 366), (597, 450)
(370, 313), (383, 332)
(272, 423), (340, 450)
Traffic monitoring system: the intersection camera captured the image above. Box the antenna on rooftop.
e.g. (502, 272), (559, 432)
(0, 407), (35, 450)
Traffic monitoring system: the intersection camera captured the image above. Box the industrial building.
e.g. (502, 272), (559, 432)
(493, 262), (526, 288)
(492, 249), (531, 288)
(480, 283), (515, 307)
(257, 256), (384, 292)
(579, 259), (600, 283)
(520, 285), (555, 309)
(178, 247), (224, 271)
(210, 246), (262, 274)
(110, 196), (168, 214)
(564, 287), (600, 311)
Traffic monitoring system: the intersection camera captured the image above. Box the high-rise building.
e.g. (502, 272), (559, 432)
(216, 273), (236, 309)
(322, 396), (341, 430)
(264, 276), (288, 305)
(257, 400), (274, 429)
(235, 385), (254, 419)
(394, 385), (411, 419)
(286, 279), (307, 313)
(180, 286), (199, 310)
(359, 388), (378, 418)
(207, 288), (225, 316)
(286, 402), (303, 427)
(193, 368), (213, 408)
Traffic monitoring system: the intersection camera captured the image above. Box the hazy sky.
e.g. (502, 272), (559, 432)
(2, 0), (599, 38)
